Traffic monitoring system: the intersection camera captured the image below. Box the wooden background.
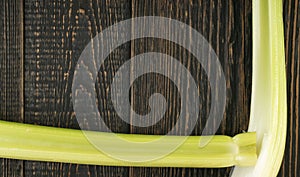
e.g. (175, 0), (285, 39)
(0, 0), (299, 176)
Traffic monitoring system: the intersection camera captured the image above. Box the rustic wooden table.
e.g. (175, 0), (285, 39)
(0, 0), (299, 176)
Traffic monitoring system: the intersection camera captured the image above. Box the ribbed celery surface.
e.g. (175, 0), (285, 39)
(0, 120), (256, 167)
(232, 0), (287, 176)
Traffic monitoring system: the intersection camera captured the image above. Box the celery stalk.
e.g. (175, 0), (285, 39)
(0, 120), (256, 167)
(4, 0), (289, 170)
(231, 0), (287, 176)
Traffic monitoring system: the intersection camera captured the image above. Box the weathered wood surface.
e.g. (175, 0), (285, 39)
(0, 0), (24, 176)
(279, 0), (300, 176)
(24, 0), (130, 176)
(0, 0), (299, 176)
(129, 0), (252, 176)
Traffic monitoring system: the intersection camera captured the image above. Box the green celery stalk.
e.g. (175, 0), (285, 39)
(2, 0), (289, 171)
(232, 0), (287, 176)
(0, 120), (256, 167)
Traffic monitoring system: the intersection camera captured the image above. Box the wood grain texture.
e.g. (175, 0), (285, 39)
(278, 0), (300, 176)
(129, 0), (252, 177)
(0, 0), (24, 176)
(0, 0), (299, 176)
(24, 0), (130, 176)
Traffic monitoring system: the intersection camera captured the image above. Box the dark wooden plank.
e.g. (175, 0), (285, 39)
(130, 0), (252, 177)
(7, 0), (297, 177)
(24, 0), (130, 176)
(278, 0), (300, 177)
(0, 0), (24, 176)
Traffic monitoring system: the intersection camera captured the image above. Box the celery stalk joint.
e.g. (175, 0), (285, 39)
(232, 0), (287, 176)
(0, 121), (256, 167)
(0, 0), (286, 176)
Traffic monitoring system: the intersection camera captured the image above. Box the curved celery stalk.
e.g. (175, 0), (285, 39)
(0, 120), (256, 167)
(232, 0), (287, 176)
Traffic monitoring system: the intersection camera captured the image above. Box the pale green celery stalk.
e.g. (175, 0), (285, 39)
(0, 120), (256, 167)
(232, 0), (287, 176)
